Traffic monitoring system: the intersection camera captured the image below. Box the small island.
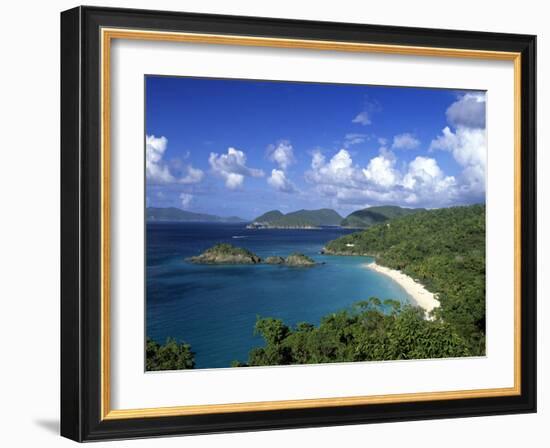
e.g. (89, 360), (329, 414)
(283, 253), (317, 267)
(189, 244), (318, 267)
(188, 244), (262, 264)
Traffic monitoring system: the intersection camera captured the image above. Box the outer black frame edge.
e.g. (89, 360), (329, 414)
(61, 6), (83, 442)
(60, 5), (537, 442)
(519, 34), (537, 415)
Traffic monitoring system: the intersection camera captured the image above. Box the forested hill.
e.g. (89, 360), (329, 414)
(325, 204), (486, 355)
(283, 208), (343, 226)
(340, 205), (424, 228)
(249, 208), (343, 228)
(253, 210), (285, 223)
(146, 207), (245, 223)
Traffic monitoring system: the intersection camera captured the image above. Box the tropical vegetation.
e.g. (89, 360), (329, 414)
(248, 208), (343, 228)
(146, 337), (195, 371)
(325, 204), (486, 355)
(340, 205), (424, 228)
(234, 298), (470, 367)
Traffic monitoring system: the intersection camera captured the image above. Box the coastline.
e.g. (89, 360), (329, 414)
(363, 262), (440, 317)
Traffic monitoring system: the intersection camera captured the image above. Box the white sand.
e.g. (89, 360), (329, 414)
(364, 262), (440, 318)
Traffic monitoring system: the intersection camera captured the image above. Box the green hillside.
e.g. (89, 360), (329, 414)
(341, 205), (424, 228)
(284, 209), (343, 226)
(250, 208), (342, 228)
(269, 217), (319, 228)
(253, 210), (285, 223)
(237, 298), (470, 368)
(146, 207), (245, 223)
(325, 204), (486, 355)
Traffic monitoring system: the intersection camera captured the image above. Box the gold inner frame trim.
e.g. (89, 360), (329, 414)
(100, 27), (522, 420)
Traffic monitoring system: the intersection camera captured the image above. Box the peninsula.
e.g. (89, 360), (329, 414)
(323, 204), (486, 354)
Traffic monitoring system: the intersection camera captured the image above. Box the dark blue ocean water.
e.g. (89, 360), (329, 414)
(146, 222), (412, 369)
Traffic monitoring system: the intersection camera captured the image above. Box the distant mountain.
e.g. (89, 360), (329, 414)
(284, 209), (343, 226)
(253, 210), (285, 223)
(248, 208), (343, 229)
(146, 207), (246, 223)
(341, 206), (425, 229)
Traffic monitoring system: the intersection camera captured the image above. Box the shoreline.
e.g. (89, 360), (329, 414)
(363, 261), (440, 317)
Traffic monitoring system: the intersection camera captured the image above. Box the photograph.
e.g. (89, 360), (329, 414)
(145, 76), (487, 371)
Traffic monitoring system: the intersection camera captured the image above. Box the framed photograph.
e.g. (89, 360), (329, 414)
(60, 6), (536, 442)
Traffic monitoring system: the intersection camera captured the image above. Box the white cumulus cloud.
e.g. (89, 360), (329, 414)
(428, 92), (487, 200)
(362, 151), (400, 188)
(179, 193), (193, 209)
(267, 169), (296, 193)
(392, 133), (420, 150)
(446, 92), (486, 128)
(352, 111), (371, 126)
(306, 149), (360, 187)
(305, 93), (485, 208)
(146, 135), (204, 185)
(209, 147), (264, 189)
(402, 156), (456, 194)
(146, 135), (173, 183)
(430, 125), (486, 196)
(430, 126), (486, 170)
(180, 165), (204, 184)
(306, 146), (458, 208)
(267, 140), (295, 170)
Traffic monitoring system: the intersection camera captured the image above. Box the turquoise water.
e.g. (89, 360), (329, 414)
(146, 222), (412, 368)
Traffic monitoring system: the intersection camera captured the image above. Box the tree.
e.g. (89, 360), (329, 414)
(239, 299), (470, 367)
(146, 337), (195, 371)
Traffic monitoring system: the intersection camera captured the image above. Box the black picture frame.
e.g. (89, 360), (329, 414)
(61, 5), (536, 442)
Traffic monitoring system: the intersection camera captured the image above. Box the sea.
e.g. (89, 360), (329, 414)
(146, 222), (413, 369)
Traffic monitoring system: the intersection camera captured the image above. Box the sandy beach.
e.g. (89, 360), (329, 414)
(364, 262), (440, 318)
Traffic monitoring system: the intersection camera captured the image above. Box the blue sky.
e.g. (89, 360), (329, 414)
(146, 76), (486, 220)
